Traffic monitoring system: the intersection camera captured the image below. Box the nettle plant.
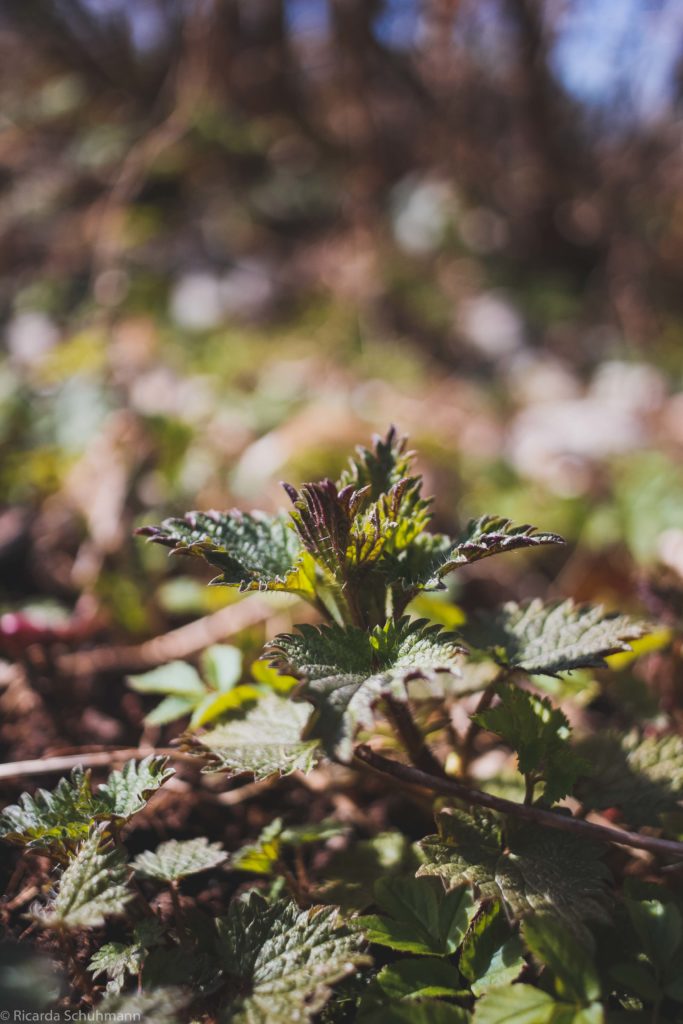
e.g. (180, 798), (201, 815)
(4, 428), (683, 1024)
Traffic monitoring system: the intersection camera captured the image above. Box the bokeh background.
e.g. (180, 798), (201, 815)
(1, 0), (682, 647)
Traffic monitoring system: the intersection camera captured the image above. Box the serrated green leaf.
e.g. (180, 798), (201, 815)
(459, 901), (525, 996)
(266, 617), (464, 760)
(474, 685), (588, 803)
(97, 755), (174, 819)
(432, 516), (564, 579)
(0, 767), (97, 853)
(522, 916), (601, 1004)
(88, 942), (144, 995)
(575, 732), (683, 829)
(462, 599), (647, 677)
(417, 809), (503, 902)
(0, 757), (173, 855)
(35, 829), (133, 930)
(375, 956), (463, 1000)
(133, 837), (227, 883)
(215, 892), (369, 1024)
(338, 427), (417, 501)
(389, 517), (564, 596)
(98, 987), (191, 1024)
(418, 811), (611, 942)
(183, 691), (319, 779)
(358, 876), (475, 955)
(138, 510), (313, 596)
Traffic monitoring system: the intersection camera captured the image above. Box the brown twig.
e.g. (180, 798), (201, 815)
(383, 695), (445, 777)
(56, 596), (272, 677)
(0, 747), (194, 782)
(354, 745), (683, 861)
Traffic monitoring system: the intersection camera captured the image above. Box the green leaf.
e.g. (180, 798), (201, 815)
(133, 837), (227, 883)
(459, 901), (525, 996)
(391, 517), (564, 595)
(215, 892), (369, 1023)
(97, 755), (174, 820)
(375, 957), (463, 1000)
(575, 732), (683, 829)
(189, 684), (262, 729)
(338, 427), (419, 502)
(473, 984), (559, 1024)
(522, 916), (601, 1003)
(230, 818), (344, 876)
(358, 876), (475, 955)
(316, 831), (417, 910)
(0, 757), (173, 855)
(98, 987), (191, 1024)
(138, 510), (313, 596)
(127, 661), (206, 699)
(362, 1001), (471, 1024)
(266, 617), (464, 760)
(624, 898), (682, 974)
(35, 829), (133, 930)
(183, 692), (319, 779)
(418, 811), (611, 942)
(229, 819), (285, 875)
(144, 695), (199, 727)
(417, 809), (503, 903)
(474, 685), (588, 803)
(201, 644), (243, 691)
(128, 647), (254, 730)
(0, 767), (98, 853)
(434, 516), (564, 577)
(89, 941), (146, 995)
(462, 599), (647, 677)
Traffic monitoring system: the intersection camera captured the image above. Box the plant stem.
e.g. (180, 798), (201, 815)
(354, 744), (683, 861)
(383, 695), (445, 777)
(168, 880), (186, 936)
(460, 682), (498, 780)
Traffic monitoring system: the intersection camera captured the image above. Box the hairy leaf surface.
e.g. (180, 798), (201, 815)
(35, 830), (132, 930)
(183, 691), (319, 778)
(462, 599), (647, 676)
(215, 892), (369, 1023)
(266, 617), (464, 759)
(97, 755), (174, 819)
(418, 810), (611, 942)
(138, 510), (312, 595)
(0, 757), (173, 854)
(133, 837), (227, 882)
